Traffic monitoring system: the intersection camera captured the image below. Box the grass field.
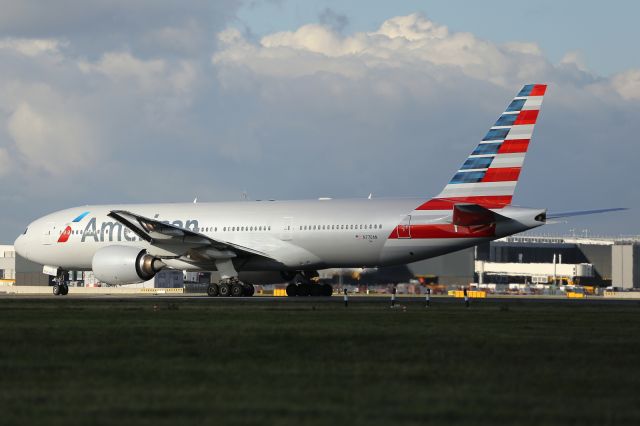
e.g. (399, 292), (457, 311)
(1, 297), (639, 425)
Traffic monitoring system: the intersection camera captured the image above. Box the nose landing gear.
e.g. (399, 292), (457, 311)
(52, 270), (69, 296)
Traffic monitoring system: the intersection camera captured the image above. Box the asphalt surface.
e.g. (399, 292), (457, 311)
(1, 293), (639, 305)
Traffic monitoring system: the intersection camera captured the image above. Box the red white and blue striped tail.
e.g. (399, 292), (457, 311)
(418, 84), (547, 211)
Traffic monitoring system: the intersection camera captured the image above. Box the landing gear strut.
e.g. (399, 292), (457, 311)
(286, 272), (333, 297)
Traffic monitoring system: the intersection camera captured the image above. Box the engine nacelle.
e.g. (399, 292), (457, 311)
(92, 245), (165, 285)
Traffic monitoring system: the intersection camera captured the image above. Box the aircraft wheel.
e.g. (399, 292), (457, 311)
(298, 283), (311, 297)
(243, 284), (255, 297)
(321, 284), (333, 297)
(207, 284), (219, 297)
(60, 285), (69, 296)
(219, 283), (231, 297)
(310, 285), (322, 297)
(231, 283), (244, 297)
(53, 284), (61, 296)
(286, 283), (298, 297)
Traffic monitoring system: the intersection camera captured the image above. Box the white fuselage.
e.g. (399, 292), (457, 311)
(14, 197), (544, 274)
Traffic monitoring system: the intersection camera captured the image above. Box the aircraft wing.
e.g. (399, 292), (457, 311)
(546, 208), (627, 219)
(107, 210), (274, 260)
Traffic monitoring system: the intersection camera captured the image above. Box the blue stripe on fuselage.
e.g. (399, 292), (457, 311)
(72, 211), (90, 222)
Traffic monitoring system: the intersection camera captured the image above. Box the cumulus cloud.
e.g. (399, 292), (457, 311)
(0, 37), (65, 56)
(214, 13), (551, 86)
(560, 50), (588, 72)
(78, 52), (198, 94)
(7, 99), (100, 176)
(611, 69), (640, 100)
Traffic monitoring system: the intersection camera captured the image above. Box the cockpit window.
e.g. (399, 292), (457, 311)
(23, 228), (28, 235)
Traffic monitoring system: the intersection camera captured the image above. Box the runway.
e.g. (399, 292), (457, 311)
(1, 292), (639, 305)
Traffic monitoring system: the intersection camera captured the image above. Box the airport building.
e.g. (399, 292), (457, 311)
(378, 235), (640, 290)
(0, 245), (16, 284)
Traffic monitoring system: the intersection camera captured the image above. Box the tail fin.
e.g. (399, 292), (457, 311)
(422, 84), (547, 210)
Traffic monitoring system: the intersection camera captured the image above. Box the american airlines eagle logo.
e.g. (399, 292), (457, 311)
(57, 211), (91, 243)
(57, 226), (72, 243)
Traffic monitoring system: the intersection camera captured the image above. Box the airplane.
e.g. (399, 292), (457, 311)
(13, 84), (625, 297)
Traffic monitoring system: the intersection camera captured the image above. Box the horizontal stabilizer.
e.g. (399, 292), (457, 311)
(547, 208), (627, 219)
(452, 203), (509, 226)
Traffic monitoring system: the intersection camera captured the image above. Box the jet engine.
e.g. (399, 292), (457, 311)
(92, 246), (166, 285)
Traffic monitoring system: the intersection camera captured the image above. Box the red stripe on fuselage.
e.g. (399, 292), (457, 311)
(416, 195), (512, 210)
(498, 139), (529, 154)
(388, 223), (496, 239)
(482, 167), (521, 182)
(514, 110), (539, 125)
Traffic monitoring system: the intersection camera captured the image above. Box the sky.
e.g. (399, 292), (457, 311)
(0, 0), (638, 242)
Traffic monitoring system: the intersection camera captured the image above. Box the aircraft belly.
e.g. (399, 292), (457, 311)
(291, 235), (385, 267)
(380, 237), (490, 266)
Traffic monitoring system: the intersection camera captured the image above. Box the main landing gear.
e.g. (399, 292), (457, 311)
(286, 272), (333, 297)
(207, 279), (255, 297)
(206, 258), (255, 297)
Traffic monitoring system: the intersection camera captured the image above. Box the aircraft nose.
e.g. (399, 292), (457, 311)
(14, 234), (28, 259)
